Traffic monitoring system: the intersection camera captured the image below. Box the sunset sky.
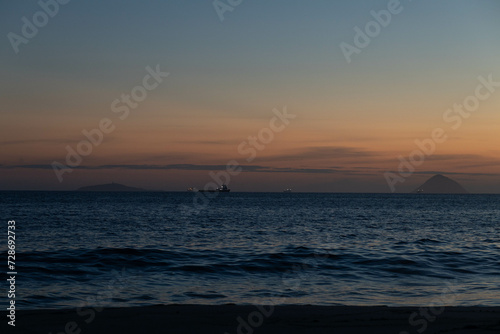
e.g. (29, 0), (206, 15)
(1, 0), (500, 192)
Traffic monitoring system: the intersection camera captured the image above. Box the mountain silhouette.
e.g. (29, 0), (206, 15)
(412, 174), (468, 194)
(76, 182), (145, 192)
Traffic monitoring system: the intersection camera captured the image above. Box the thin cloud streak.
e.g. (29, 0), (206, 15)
(1, 138), (78, 145)
(258, 146), (377, 162)
(0, 163), (373, 175)
(3, 163), (499, 178)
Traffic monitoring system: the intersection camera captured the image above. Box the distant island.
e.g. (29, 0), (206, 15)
(76, 182), (145, 192)
(412, 174), (468, 194)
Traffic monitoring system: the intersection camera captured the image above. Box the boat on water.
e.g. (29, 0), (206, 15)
(198, 184), (230, 193)
(283, 188), (292, 193)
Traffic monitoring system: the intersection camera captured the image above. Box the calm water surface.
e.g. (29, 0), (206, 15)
(1, 192), (499, 309)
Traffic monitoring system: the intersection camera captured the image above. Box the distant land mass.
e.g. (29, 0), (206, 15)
(412, 174), (468, 194)
(76, 182), (145, 192)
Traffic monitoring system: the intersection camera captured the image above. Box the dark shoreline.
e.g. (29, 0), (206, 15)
(3, 305), (500, 333)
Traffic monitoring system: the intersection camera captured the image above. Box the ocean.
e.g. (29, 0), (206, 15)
(2, 192), (499, 310)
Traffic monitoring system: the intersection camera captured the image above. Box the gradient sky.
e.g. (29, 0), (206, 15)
(1, 0), (500, 192)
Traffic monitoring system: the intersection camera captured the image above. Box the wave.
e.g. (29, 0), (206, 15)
(13, 244), (498, 282)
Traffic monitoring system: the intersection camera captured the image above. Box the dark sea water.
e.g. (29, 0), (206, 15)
(1, 192), (499, 310)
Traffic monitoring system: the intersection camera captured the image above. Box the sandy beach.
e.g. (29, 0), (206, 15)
(3, 305), (500, 334)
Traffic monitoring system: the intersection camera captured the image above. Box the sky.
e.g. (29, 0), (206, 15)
(1, 0), (500, 192)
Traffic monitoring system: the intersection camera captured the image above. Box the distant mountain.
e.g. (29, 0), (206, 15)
(76, 182), (145, 192)
(412, 174), (468, 194)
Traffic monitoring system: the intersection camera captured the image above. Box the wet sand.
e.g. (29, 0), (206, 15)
(3, 305), (500, 333)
